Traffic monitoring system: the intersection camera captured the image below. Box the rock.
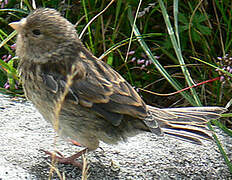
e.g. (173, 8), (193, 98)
(0, 94), (231, 179)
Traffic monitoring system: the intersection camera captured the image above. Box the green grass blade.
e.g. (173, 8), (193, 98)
(173, 0), (180, 47)
(212, 119), (232, 137)
(0, 8), (29, 14)
(158, 0), (202, 106)
(0, 30), (17, 49)
(99, 33), (164, 60)
(208, 123), (232, 173)
(81, 0), (95, 54)
(127, 6), (198, 106)
(0, 58), (18, 81)
(192, 57), (232, 78)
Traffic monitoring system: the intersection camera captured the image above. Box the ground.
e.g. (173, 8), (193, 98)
(0, 94), (231, 180)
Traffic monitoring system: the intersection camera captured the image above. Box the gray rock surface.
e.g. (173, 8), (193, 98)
(0, 94), (231, 180)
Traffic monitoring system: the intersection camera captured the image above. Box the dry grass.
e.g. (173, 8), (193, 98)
(48, 63), (86, 179)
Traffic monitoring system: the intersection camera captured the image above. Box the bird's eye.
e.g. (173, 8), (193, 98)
(32, 29), (41, 36)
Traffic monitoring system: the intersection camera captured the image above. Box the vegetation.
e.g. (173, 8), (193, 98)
(0, 0), (231, 175)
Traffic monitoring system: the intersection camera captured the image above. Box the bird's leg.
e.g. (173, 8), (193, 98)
(41, 148), (88, 169)
(69, 139), (82, 147)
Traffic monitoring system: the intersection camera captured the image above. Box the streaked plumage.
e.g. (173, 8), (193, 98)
(10, 8), (226, 158)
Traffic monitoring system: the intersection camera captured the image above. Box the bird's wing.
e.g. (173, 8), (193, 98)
(41, 51), (147, 126)
(71, 52), (147, 126)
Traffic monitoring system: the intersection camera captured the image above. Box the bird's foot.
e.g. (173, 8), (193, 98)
(40, 148), (88, 169)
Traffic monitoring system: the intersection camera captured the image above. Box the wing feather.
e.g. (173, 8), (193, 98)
(41, 51), (147, 126)
(71, 55), (147, 122)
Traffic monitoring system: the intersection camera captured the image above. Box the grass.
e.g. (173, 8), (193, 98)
(0, 0), (232, 177)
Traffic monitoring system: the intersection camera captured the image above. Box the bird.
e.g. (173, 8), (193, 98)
(9, 8), (226, 168)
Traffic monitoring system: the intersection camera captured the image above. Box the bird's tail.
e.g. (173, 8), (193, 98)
(145, 106), (227, 145)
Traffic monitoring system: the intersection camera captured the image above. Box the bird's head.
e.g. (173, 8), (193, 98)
(9, 8), (78, 63)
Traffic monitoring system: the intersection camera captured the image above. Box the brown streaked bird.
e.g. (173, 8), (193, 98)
(9, 8), (226, 168)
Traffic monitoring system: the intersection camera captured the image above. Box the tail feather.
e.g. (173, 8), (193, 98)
(146, 106), (227, 144)
(163, 130), (208, 145)
(163, 107), (225, 122)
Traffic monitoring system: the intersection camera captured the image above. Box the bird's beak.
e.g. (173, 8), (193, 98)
(9, 18), (26, 32)
(9, 21), (21, 31)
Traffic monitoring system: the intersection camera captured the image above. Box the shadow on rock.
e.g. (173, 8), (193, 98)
(28, 157), (120, 180)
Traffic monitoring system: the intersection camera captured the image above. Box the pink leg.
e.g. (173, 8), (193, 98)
(41, 148), (88, 169)
(69, 139), (82, 147)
